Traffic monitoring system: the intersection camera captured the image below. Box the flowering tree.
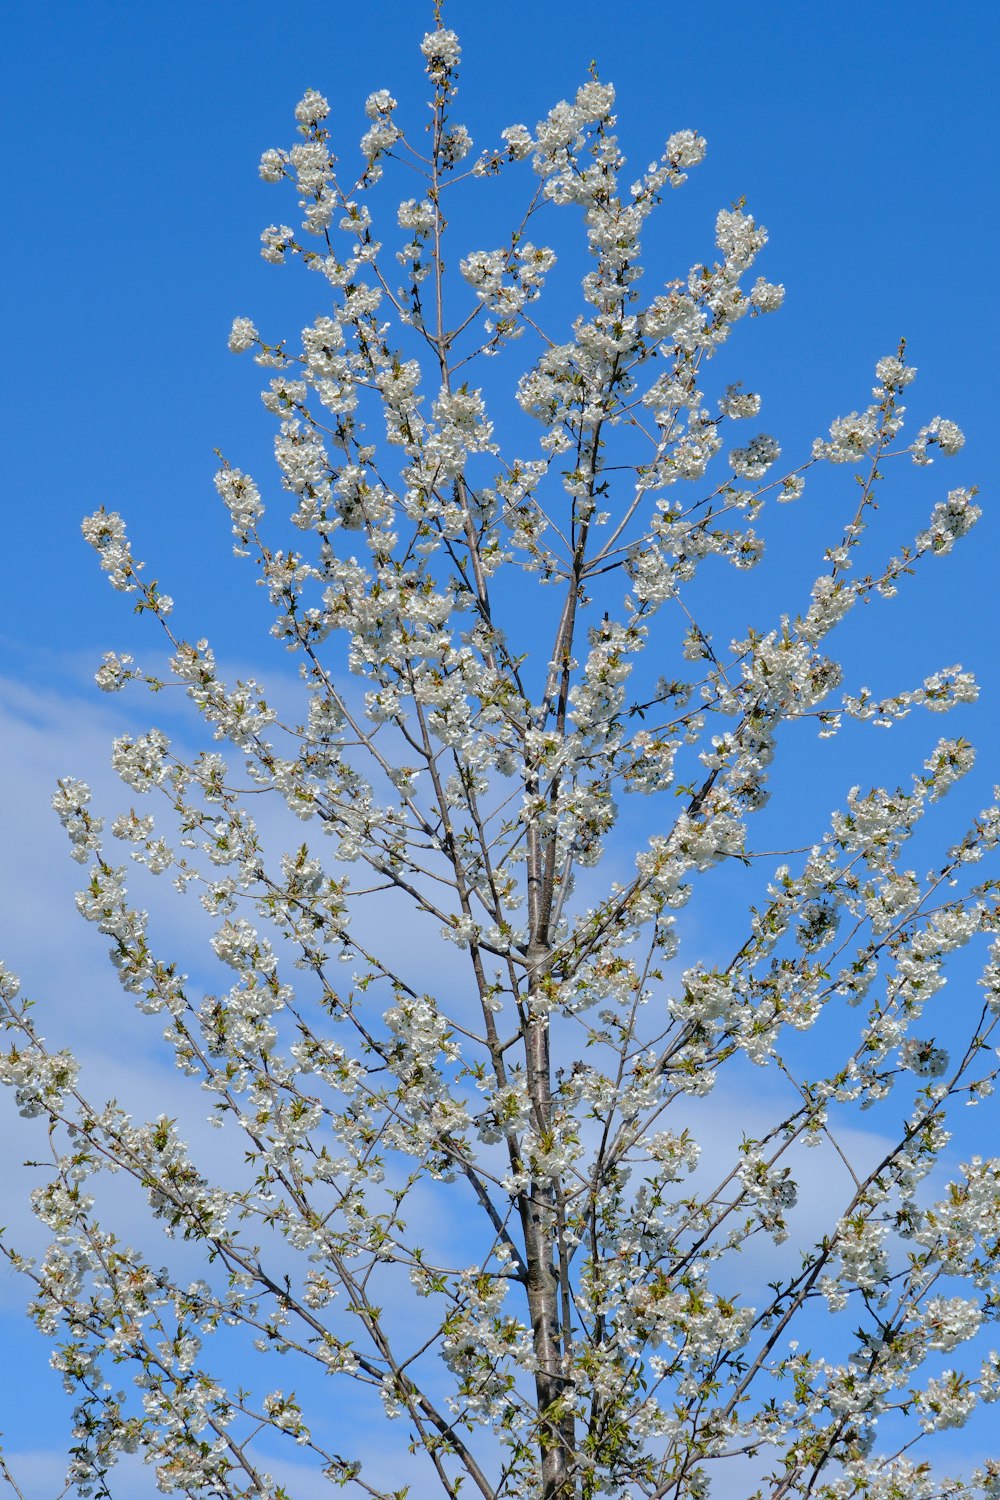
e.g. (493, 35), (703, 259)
(2, 14), (998, 1500)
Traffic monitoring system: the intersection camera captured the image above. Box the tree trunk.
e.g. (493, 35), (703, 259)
(522, 941), (575, 1498)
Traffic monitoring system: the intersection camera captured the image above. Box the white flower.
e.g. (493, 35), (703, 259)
(911, 415), (966, 464)
(443, 124), (472, 162)
(227, 316), (258, 354)
(778, 474), (805, 502)
(751, 277), (784, 312)
(729, 433), (780, 480)
(421, 28), (461, 80)
(916, 487), (981, 555)
(397, 198), (435, 233)
(215, 466), (263, 544)
(360, 119), (400, 160)
(81, 509), (137, 592)
(924, 735), (975, 798)
(715, 208), (767, 266)
(94, 651), (135, 692)
(665, 129), (706, 168)
(574, 80), (615, 122)
(52, 777), (102, 863)
(258, 148), (286, 183)
(501, 124), (532, 160)
(112, 729), (170, 793)
(899, 1038), (949, 1078)
(922, 1295), (982, 1351)
(920, 1370), (977, 1431)
(813, 407), (879, 462)
(261, 224), (295, 264)
(364, 88), (397, 120)
(294, 89), (329, 128)
(720, 383), (760, 419)
(875, 353), (916, 390)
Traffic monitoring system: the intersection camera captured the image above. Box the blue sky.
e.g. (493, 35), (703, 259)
(2, 0), (1000, 1492)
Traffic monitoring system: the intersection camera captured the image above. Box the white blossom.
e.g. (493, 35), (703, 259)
(227, 315), (258, 353)
(294, 88), (329, 127)
(911, 415), (966, 464)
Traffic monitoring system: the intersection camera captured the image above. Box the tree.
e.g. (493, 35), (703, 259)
(1, 13), (996, 1499)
